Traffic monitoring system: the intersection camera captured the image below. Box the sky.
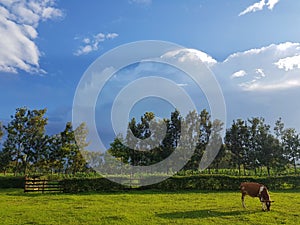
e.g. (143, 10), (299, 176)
(1, 0), (300, 149)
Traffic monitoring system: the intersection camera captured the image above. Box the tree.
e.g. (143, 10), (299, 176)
(274, 117), (284, 140)
(207, 120), (225, 172)
(48, 123), (90, 174)
(180, 110), (201, 171)
(108, 135), (131, 164)
(181, 109), (212, 171)
(0, 148), (11, 175)
(0, 122), (8, 174)
(225, 119), (249, 175)
(282, 128), (300, 174)
(60, 122), (89, 174)
(47, 134), (65, 173)
(123, 112), (169, 166)
(2, 107), (48, 175)
(0, 122), (3, 140)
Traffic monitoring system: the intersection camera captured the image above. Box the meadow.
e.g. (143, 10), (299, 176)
(0, 189), (299, 225)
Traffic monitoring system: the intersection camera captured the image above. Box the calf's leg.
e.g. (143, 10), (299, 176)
(242, 194), (246, 208)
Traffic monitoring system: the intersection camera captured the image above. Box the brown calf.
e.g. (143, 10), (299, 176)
(240, 182), (274, 211)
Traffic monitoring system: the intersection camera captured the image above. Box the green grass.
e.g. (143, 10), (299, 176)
(0, 189), (299, 225)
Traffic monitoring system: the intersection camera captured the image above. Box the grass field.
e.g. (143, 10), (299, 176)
(0, 189), (299, 225)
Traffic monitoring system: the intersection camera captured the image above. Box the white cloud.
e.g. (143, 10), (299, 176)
(164, 44), (300, 133)
(266, 0), (280, 9)
(161, 48), (217, 67)
(106, 33), (119, 39)
(231, 70), (247, 79)
(0, 0), (63, 74)
(275, 55), (300, 71)
(158, 43), (300, 92)
(215, 42), (300, 91)
(239, 0), (280, 16)
(239, 0), (265, 16)
(241, 79), (300, 91)
(74, 32), (119, 56)
(255, 68), (266, 78)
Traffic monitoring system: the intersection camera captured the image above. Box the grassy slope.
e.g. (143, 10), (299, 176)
(0, 189), (299, 225)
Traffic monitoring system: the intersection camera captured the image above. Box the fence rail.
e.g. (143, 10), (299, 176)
(24, 178), (62, 193)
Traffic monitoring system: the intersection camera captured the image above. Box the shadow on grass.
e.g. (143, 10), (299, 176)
(157, 209), (260, 219)
(3, 189), (64, 197)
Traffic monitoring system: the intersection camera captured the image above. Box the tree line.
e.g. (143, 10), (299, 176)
(225, 117), (300, 176)
(0, 107), (89, 175)
(108, 112), (300, 176)
(0, 107), (299, 176)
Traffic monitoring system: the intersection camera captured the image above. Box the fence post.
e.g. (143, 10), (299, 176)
(42, 179), (45, 193)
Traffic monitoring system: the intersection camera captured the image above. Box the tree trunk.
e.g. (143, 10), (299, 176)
(267, 166), (270, 177)
(260, 166), (263, 176)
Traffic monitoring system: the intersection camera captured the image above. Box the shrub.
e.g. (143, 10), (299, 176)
(61, 177), (127, 193)
(0, 176), (24, 188)
(61, 174), (300, 193)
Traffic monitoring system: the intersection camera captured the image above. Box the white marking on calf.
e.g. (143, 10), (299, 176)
(258, 186), (268, 210)
(259, 186), (264, 196)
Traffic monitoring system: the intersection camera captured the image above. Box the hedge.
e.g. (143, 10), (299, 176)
(1, 175), (299, 192)
(144, 175), (300, 191)
(60, 177), (127, 193)
(60, 175), (300, 193)
(0, 176), (24, 188)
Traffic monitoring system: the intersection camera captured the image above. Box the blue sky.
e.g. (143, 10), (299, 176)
(1, 0), (300, 148)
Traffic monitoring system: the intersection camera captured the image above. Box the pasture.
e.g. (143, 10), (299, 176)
(0, 189), (299, 225)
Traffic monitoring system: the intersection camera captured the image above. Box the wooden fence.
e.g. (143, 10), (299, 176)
(24, 178), (63, 193)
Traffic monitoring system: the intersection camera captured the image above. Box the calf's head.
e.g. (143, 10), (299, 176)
(261, 200), (274, 211)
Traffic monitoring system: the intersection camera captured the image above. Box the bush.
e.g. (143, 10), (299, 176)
(60, 174), (300, 193)
(0, 176), (24, 188)
(144, 175), (300, 191)
(61, 177), (127, 193)
(1, 174), (299, 192)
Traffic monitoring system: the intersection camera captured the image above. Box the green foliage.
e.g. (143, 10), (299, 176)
(225, 117), (295, 176)
(56, 175), (300, 193)
(0, 122), (3, 140)
(1, 106), (300, 178)
(2, 107), (48, 175)
(146, 175), (300, 191)
(59, 122), (89, 174)
(108, 109), (223, 172)
(61, 177), (127, 193)
(0, 107), (90, 175)
(0, 176), (24, 188)
(281, 128), (300, 173)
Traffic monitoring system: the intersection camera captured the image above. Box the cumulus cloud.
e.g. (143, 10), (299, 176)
(74, 32), (119, 56)
(0, 0), (63, 74)
(156, 43), (300, 92)
(158, 44), (300, 132)
(214, 42), (300, 91)
(161, 48), (217, 67)
(239, 0), (280, 16)
(275, 55), (300, 71)
(231, 70), (247, 79)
